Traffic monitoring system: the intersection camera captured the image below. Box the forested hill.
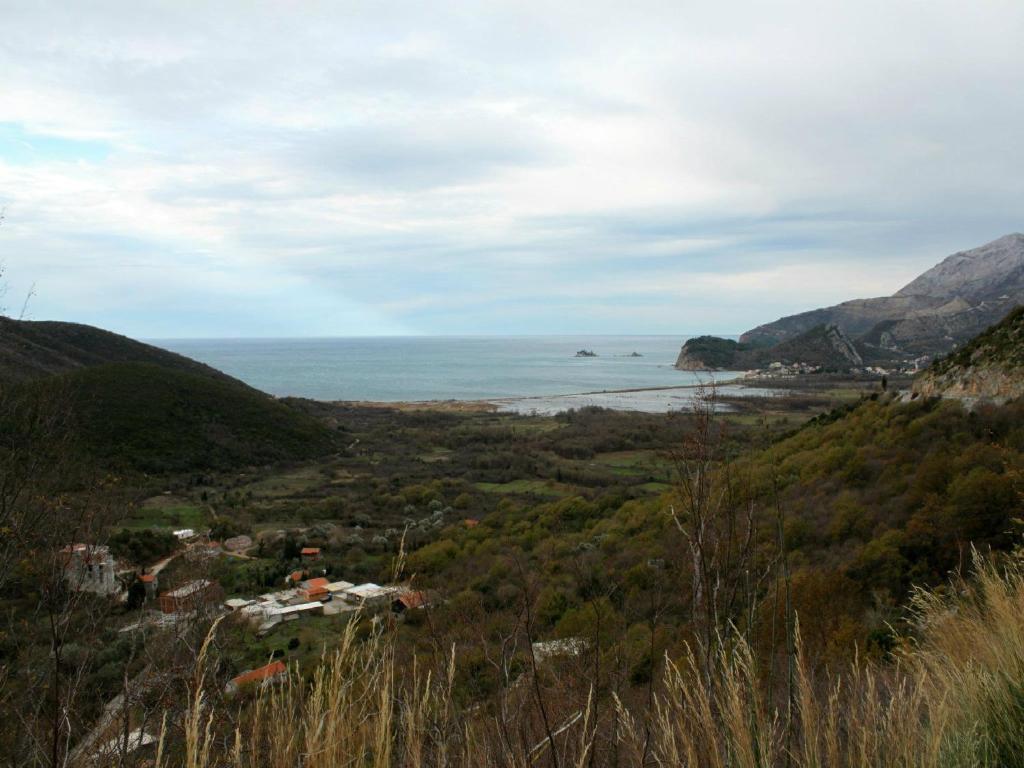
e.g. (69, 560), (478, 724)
(0, 318), (342, 472)
(0, 316), (240, 386)
(27, 363), (341, 472)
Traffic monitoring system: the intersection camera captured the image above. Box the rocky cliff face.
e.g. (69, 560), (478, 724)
(914, 305), (1024, 401)
(674, 348), (721, 370)
(739, 234), (1024, 362)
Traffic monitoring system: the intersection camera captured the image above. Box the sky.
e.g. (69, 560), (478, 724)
(1, 0), (1022, 338)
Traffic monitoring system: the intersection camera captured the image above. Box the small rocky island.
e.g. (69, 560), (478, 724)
(629, 351), (642, 357)
(575, 349), (597, 357)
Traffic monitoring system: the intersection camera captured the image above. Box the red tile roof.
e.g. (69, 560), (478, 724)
(289, 571), (303, 582)
(304, 577), (329, 589)
(397, 591), (429, 610)
(300, 547), (320, 556)
(139, 574), (155, 583)
(231, 660), (287, 687)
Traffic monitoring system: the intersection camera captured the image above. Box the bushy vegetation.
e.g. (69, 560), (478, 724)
(108, 527), (179, 565)
(162, 553), (1024, 767)
(24, 362), (340, 472)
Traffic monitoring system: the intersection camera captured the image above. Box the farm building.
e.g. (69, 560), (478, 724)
(226, 660), (288, 694)
(392, 590), (430, 613)
(158, 579), (222, 614)
(343, 583), (398, 608)
(61, 544), (120, 596)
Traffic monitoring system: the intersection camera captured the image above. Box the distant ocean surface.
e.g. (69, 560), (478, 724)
(154, 336), (749, 413)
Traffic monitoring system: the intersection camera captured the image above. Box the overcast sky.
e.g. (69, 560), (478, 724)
(1, 1), (1022, 338)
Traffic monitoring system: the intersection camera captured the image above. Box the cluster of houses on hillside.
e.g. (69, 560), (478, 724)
(222, 575), (426, 635)
(61, 539), (427, 634)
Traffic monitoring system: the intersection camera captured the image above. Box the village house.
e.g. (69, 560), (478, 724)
(61, 544), (120, 595)
(392, 590), (429, 613)
(300, 546), (321, 561)
(325, 580), (354, 598)
(224, 597), (255, 611)
(226, 660), (287, 694)
(158, 579), (223, 614)
(343, 583), (399, 608)
(301, 576), (330, 602)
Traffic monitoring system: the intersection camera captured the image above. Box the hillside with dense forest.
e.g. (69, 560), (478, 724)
(0, 316), (242, 385)
(0, 318), (342, 473)
(31, 362), (341, 472)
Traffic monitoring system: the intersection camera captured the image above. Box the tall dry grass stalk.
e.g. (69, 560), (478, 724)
(157, 555), (1024, 767)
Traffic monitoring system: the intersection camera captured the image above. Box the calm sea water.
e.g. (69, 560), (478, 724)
(153, 336), (744, 410)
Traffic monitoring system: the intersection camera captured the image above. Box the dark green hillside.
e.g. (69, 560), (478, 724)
(0, 316), (240, 385)
(27, 362), (339, 472)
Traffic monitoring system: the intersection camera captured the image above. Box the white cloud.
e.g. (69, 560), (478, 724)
(1, 0), (1022, 336)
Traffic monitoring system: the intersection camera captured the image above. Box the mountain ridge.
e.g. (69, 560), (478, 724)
(678, 234), (1024, 372)
(740, 234), (1024, 357)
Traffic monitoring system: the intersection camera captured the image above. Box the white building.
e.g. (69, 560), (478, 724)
(342, 583), (399, 607)
(325, 580), (355, 596)
(62, 544), (119, 595)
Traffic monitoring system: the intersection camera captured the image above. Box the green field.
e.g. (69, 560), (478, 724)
(589, 450), (674, 478)
(475, 479), (569, 497)
(119, 498), (206, 530)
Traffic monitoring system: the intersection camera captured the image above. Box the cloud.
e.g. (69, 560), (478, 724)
(1, 0), (1023, 336)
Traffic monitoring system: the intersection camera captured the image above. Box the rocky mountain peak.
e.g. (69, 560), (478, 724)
(895, 233), (1024, 301)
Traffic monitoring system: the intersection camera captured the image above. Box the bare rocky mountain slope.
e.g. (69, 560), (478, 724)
(914, 305), (1024, 401)
(677, 234), (1024, 371)
(741, 233), (1024, 359)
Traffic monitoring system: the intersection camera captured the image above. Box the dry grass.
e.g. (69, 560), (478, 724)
(158, 554), (1024, 768)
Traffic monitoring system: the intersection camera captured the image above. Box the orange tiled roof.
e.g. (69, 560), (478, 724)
(398, 591), (429, 610)
(231, 661), (286, 687)
(301, 547), (320, 555)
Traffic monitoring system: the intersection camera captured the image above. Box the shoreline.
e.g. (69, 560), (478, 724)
(335, 378), (750, 414)
(326, 372), (895, 415)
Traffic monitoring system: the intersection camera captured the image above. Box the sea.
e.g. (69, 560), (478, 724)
(154, 335), (757, 414)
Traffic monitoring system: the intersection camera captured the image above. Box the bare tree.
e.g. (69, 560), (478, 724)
(668, 382), (760, 684)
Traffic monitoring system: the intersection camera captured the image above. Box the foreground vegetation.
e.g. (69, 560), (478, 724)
(3, 359), (1024, 766)
(167, 552), (1024, 767)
